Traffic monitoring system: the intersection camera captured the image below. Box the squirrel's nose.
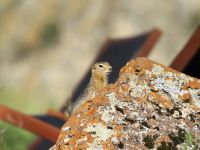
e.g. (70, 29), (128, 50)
(108, 66), (112, 71)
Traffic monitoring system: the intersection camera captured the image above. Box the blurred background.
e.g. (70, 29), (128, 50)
(0, 0), (200, 149)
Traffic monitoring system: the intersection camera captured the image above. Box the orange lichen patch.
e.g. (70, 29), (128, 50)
(119, 58), (153, 75)
(178, 92), (191, 102)
(113, 125), (123, 134)
(190, 104), (200, 112)
(101, 139), (116, 149)
(150, 92), (173, 109)
(159, 95), (173, 108)
(95, 84), (117, 95)
(118, 83), (129, 93)
(154, 135), (172, 145)
(148, 118), (158, 128)
(50, 58), (200, 150)
(189, 79), (200, 89)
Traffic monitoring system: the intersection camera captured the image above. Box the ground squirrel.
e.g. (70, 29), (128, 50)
(65, 62), (112, 115)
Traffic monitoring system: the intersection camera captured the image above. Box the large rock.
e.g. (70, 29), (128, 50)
(50, 58), (200, 150)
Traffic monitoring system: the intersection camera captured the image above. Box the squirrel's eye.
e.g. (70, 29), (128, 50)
(99, 64), (103, 68)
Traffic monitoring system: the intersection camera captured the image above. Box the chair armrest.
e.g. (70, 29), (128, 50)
(0, 105), (60, 143)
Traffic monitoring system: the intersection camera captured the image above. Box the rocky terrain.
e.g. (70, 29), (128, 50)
(50, 58), (200, 150)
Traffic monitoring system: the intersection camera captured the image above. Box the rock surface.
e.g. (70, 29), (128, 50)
(50, 58), (200, 150)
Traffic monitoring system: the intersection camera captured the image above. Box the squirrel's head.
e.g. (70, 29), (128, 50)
(91, 62), (112, 76)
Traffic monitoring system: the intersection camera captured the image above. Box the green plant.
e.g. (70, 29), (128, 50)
(0, 122), (35, 150)
(183, 132), (198, 150)
(0, 128), (8, 150)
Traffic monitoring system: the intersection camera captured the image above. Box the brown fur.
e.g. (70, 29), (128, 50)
(68, 62), (112, 114)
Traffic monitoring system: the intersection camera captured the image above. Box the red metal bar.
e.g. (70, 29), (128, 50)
(0, 105), (60, 143)
(170, 25), (200, 71)
(135, 28), (162, 57)
(97, 28), (162, 58)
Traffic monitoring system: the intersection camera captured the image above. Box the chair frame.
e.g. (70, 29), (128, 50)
(170, 25), (200, 72)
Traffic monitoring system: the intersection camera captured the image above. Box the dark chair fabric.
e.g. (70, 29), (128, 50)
(182, 48), (200, 78)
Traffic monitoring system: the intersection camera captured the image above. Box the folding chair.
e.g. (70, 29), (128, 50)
(170, 24), (200, 78)
(0, 28), (161, 150)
